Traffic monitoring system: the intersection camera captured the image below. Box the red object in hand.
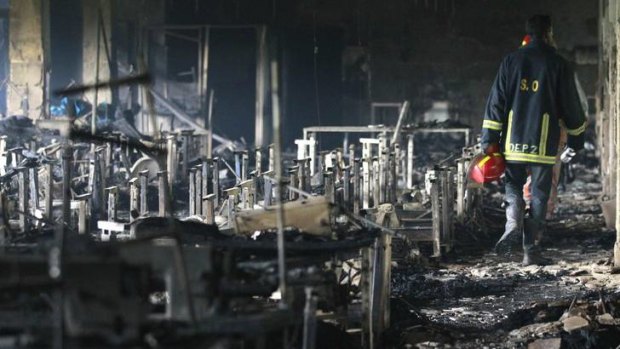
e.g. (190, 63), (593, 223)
(485, 143), (500, 155)
(469, 152), (505, 184)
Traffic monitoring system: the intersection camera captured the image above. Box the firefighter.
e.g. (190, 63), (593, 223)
(480, 15), (587, 266)
(521, 34), (588, 237)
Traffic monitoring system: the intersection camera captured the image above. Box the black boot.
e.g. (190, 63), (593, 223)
(522, 247), (552, 266)
(494, 229), (521, 255)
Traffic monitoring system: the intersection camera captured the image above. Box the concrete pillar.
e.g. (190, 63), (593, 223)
(7, 0), (49, 119)
(82, 0), (113, 104)
(614, 2), (620, 268)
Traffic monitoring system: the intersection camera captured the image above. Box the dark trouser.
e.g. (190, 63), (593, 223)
(504, 163), (553, 251)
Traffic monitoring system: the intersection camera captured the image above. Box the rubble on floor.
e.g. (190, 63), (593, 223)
(389, 165), (620, 348)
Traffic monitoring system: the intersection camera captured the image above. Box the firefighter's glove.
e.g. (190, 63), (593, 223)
(560, 147), (576, 163)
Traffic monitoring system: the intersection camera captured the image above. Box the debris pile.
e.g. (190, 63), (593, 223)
(388, 164), (620, 348)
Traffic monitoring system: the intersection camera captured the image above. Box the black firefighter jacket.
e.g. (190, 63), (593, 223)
(480, 39), (587, 165)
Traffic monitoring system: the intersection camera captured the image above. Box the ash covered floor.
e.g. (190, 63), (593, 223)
(389, 165), (620, 349)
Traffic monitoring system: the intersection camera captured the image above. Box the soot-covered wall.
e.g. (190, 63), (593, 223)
(163, 0), (598, 143)
(365, 0), (598, 128)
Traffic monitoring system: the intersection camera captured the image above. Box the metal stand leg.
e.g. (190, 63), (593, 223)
(139, 170), (149, 216)
(212, 158), (220, 206)
(430, 173), (441, 257)
(129, 178), (139, 222)
(195, 164), (203, 215)
(353, 159), (361, 215)
(302, 287), (317, 349)
(203, 194), (215, 224)
(158, 171), (169, 217)
(189, 168), (197, 215)
(106, 186), (118, 221)
(44, 162), (54, 220)
(17, 167), (30, 232)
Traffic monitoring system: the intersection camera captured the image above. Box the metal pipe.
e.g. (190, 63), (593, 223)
(226, 190), (236, 229)
(104, 142), (112, 178)
(202, 158), (209, 200)
(343, 166), (350, 207)
(361, 245), (373, 348)
(389, 152), (396, 202)
(379, 151), (387, 204)
(263, 171), (273, 206)
(91, 7), (102, 136)
(322, 151), (331, 173)
(297, 159), (307, 192)
(29, 167), (38, 215)
(268, 145), (275, 172)
(362, 144), (370, 209)
(242, 151), (249, 181)
(207, 90), (215, 157)
(180, 130), (194, 182)
(166, 134), (177, 185)
(195, 164), (203, 215)
(348, 144), (355, 168)
(390, 101), (410, 145)
(96, 147), (107, 217)
(88, 156), (96, 207)
(335, 148), (343, 176)
(271, 58), (288, 304)
(324, 171), (334, 203)
(289, 167), (299, 201)
(10, 147), (23, 167)
(440, 171), (450, 245)
(189, 168), (197, 215)
(17, 167), (29, 232)
(106, 186), (118, 221)
(239, 180), (253, 209)
(430, 172), (441, 257)
(129, 178), (139, 222)
(78, 200), (88, 234)
(234, 151), (242, 184)
(353, 159), (360, 214)
(407, 135), (414, 189)
(393, 144), (401, 183)
(139, 170), (149, 216)
(212, 158), (220, 206)
(309, 134), (317, 176)
(62, 145), (72, 234)
(44, 162), (54, 220)
(456, 160), (465, 217)
(203, 193), (215, 224)
(249, 173), (257, 208)
(302, 287), (317, 349)
(157, 170), (169, 217)
(255, 148), (263, 176)
(372, 158), (380, 207)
